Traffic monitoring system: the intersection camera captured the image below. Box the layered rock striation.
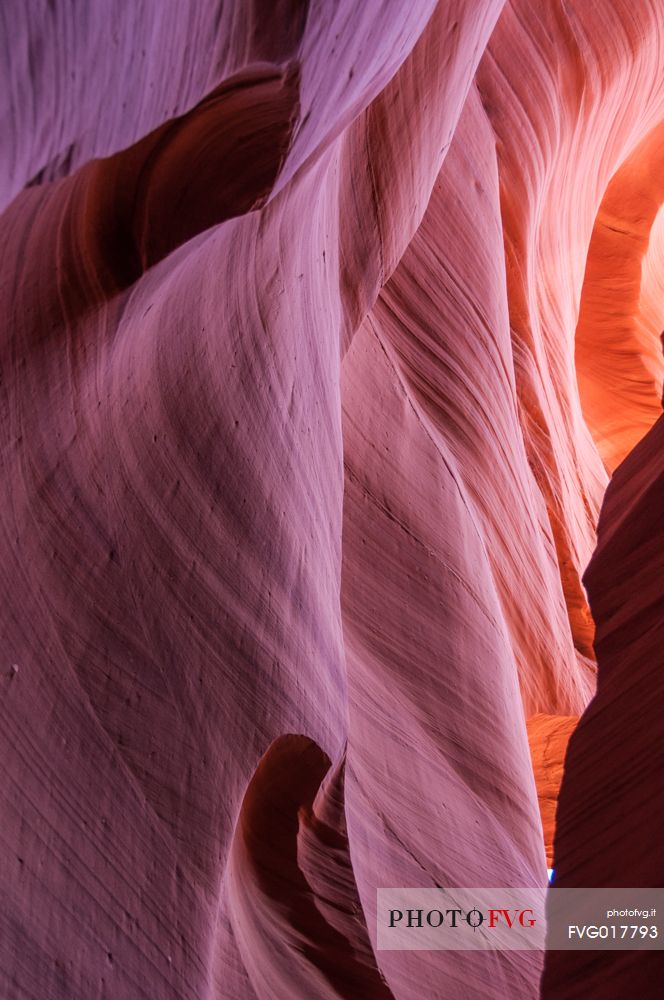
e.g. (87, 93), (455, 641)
(2, 2), (663, 998)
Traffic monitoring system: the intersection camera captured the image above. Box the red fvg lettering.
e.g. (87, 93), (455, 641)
(488, 909), (536, 928)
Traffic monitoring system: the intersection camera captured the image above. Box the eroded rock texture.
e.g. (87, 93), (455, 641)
(1, 2), (663, 998)
(541, 416), (664, 999)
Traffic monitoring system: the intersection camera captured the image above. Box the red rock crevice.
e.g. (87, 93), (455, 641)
(2, 2), (664, 998)
(226, 735), (392, 999)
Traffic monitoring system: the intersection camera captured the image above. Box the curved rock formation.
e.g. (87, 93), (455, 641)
(2, 2), (664, 999)
(525, 715), (578, 870)
(575, 122), (664, 472)
(542, 413), (664, 998)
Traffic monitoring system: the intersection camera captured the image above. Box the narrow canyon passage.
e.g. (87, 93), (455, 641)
(1, 3), (663, 999)
(529, 109), (664, 869)
(540, 117), (664, 999)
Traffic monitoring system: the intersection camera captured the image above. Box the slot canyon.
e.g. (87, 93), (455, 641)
(1, 1), (663, 998)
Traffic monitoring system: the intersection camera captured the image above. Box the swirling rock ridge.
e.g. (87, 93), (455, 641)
(1, 2), (663, 998)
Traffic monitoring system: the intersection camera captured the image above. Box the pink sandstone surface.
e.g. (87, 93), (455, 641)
(1, 1), (663, 998)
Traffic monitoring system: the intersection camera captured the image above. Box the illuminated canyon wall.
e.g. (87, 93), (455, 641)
(1, 2), (663, 998)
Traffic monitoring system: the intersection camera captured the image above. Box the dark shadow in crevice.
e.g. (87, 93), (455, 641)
(85, 62), (301, 290)
(4, 62), (301, 344)
(226, 734), (393, 999)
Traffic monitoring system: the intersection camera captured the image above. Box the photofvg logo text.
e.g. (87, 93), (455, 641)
(388, 902), (537, 930)
(378, 889), (546, 950)
(377, 888), (664, 951)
